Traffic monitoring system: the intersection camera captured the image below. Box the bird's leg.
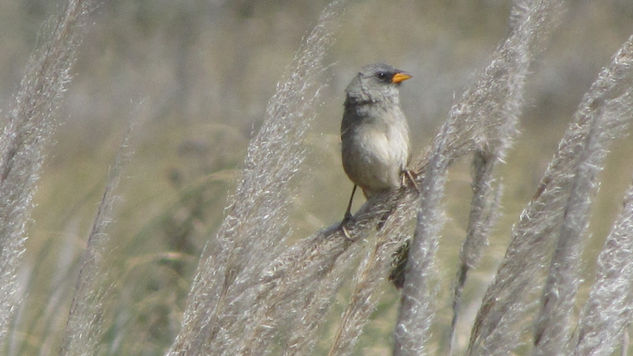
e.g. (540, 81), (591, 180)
(402, 169), (420, 193)
(340, 185), (357, 239)
(343, 184), (357, 221)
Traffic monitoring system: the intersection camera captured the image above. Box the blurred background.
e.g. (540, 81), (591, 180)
(1, 0), (633, 354)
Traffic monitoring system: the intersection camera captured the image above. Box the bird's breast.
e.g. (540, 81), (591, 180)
(341, 108), (410, 194)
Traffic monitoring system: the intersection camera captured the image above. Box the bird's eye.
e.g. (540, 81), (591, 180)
(376, 72), (387, 79)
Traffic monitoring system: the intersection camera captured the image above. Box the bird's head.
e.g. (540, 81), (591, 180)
(345, 63), (412, 105)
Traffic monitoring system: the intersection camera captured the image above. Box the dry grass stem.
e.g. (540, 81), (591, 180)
(3, 1), (633, 355)
(393, 131), (450, 356)
(60, 116), (140, 356)
(468, 33), (633, 356)
(282, 244), (360, 355)
(394, 0), (562, 354)
(167, 1), (344, 354)
(0, 0), (95, 347)
(533, 91), (633, 355)
(574, 174), (633, 355)
(449, 151), (502, 354)
(327, 202), (415, 356)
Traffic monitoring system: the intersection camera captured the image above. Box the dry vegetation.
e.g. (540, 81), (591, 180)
(1, 0), (633, 355)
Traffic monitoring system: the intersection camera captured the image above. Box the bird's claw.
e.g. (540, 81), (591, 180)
(341, 224), (353, 240)
(340, 214), (354, 240)
(403, 169), (420, 193)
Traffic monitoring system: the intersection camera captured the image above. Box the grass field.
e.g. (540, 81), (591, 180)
(2, 0), (633, 355)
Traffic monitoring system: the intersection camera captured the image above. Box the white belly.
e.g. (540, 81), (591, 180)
(342, 118), (409, 196)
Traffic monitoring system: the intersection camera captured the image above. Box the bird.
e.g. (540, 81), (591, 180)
(339, 63), (416, 237)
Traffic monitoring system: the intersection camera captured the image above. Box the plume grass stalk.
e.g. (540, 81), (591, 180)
(326, 193), (415, 356)
(167, 1), (344, 354)
(60, 117), (140, 356)
(282, 245), (360, 355)
(449, 151), (502, 354)
(468, 33), (633, 356)
(393, 129), (450, 356)
(0, 0), (95, 346)
(575, 174), (633, 355)
(533, 88), (633, 355)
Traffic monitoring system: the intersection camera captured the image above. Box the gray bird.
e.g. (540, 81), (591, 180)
(340, 63), (415, 232)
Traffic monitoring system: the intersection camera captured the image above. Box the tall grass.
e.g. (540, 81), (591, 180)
(447, 0), (564, 350)
(2, 1), (633, 355)
(533, 41), (633, 354)
(576, 175), (633, 355)
(393, 1), (563, 354)
(169, 1), (633, 354)
(0, 0), (95, 348)
(60, 117), (139, 356)
(167, 1), (345, 354)
(469, 33), (633, 356)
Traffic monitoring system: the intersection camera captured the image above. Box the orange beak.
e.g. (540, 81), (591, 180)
(391, 72), (412, 84)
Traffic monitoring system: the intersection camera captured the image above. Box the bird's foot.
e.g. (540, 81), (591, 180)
(340, 213), (354, 240)
(403, 169), (420, 193)
(341, 225), (352, 240)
